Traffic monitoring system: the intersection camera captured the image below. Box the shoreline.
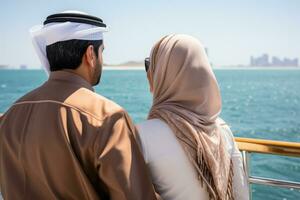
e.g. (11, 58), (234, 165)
(104, 66), (144, 70)
(0, 66), (299, 71)
(105, 65), (300, 70)
(103, 66), (300, 70)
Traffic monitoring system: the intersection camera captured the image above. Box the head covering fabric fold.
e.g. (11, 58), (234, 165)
(30, 11), (108, 75)
(148, 34), (233, 200)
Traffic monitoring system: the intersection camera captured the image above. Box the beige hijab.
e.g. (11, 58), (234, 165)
(148, 34), (233, 200)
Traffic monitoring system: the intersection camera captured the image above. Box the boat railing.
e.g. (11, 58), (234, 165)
(235, 137), (300, 200)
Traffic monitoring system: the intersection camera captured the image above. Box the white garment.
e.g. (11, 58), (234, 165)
(30, 11), (108, 75)
(136, 118), (249, 200)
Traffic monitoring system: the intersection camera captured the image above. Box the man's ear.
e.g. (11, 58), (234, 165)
(85, 45), (95, 68)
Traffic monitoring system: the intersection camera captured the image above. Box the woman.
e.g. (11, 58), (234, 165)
(136, 34), (249, 200)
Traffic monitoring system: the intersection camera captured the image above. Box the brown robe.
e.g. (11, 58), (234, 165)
(0, 71), (157, 200)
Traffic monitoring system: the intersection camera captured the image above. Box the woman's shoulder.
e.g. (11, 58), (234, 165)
(137, 118), (167, 129)
(136, 119), (184, 162)
(216, 118), (233, 136)
(136, 119), (173, 137)
(216, 118), (236, 155)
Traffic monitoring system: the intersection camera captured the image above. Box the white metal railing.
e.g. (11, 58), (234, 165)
(236, 137), (300, 200)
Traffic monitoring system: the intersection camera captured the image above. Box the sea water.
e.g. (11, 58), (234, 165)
(0, 68), (300, 199)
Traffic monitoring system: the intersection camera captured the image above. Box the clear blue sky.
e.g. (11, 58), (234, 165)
(0, 0), (299, 68)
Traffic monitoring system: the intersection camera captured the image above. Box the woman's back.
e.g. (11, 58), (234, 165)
(141, 34), (249, 199)
(137, 118), (249, 200)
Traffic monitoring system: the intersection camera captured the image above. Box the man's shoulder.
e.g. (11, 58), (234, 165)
(65, 88), (125, 121)
(10, 84), (125, 122)
(14, 84), (45, 103)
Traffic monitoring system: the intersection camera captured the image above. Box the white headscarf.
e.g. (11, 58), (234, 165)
(30, 11), (108, 75)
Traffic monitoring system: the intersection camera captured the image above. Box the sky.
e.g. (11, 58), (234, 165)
(0, 0), (299, 68)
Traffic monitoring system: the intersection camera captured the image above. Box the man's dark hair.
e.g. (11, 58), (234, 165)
(46, 39), (102, 71)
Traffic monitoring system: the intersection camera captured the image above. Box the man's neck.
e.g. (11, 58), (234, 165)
(62, 69), (92, 86)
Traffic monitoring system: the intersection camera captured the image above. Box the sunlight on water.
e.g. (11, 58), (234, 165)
(0, 69), (300, 199)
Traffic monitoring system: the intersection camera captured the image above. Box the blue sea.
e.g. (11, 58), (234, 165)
(0, 68), (300, 199)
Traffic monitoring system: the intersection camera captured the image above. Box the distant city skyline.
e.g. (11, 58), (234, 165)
(1, 51), (300, 69)
(250, 54), (299, 67)
(0, 0), (300, 68)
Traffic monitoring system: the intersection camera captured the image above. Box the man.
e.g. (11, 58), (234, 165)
(0, 11), (158, 200)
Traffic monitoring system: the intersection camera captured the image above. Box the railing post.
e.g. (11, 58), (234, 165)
(242, 151), (252, 200)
